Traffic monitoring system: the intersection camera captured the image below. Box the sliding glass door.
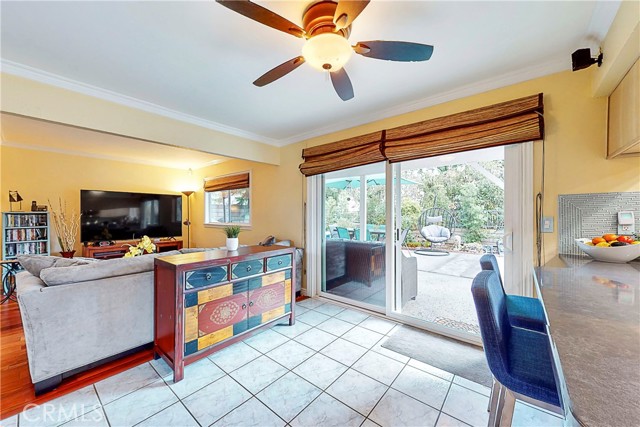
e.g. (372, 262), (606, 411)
(319, 163), (387, 311)
(389, 147), (506, 341)
(309, 143), (533, 343)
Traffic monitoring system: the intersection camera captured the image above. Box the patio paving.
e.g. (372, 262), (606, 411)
(401, 251), (504, 335)
(324, 250), (503, 335)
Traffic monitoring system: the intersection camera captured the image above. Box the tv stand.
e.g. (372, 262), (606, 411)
(82, 239), (183, 259)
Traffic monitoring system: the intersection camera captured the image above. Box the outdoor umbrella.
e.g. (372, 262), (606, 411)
(325, 174), (418, 189)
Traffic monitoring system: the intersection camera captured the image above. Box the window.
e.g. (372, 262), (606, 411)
(204, 171), (251, 226)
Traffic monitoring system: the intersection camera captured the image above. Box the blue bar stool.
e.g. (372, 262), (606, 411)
(472, 270), (563, 426)
(479, 254), (551, 423)
(479, 254), (547, 332)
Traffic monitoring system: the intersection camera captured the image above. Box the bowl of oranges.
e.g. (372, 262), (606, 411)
(575, 234), (640, 263)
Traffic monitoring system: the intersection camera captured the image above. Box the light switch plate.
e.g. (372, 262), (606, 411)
(542, 216), (554, 233)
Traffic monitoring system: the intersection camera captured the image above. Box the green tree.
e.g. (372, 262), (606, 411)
(456, 183), (487, 243)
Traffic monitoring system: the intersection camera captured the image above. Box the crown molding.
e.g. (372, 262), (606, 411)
(0, 59), (281, 147)
(279, 55), (569, 145)
(0, 140), (224, 170)
(3, 54), (569, 149)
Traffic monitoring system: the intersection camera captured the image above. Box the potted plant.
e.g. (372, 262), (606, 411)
(48, 198), (81, 258)
(223, 226), (241, 251)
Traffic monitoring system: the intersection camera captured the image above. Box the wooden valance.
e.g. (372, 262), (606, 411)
(298, 93), (544, 174)
(204, 172), (250, 192)
(299, 131), (386, 176)
(383, 94), (544, 162)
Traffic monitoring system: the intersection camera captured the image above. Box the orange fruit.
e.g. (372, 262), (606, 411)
(596, 242), (610, 247)
(592, 237), (606, 245)
(603, 234), (618, 242)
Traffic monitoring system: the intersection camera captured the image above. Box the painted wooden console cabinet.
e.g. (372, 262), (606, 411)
(154, 246), (296, 382)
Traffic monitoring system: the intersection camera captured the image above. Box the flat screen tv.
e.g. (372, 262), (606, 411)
(80, 190), (182, 242)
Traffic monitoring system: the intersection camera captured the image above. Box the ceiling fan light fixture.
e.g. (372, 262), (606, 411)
(302, 33), (353, 71)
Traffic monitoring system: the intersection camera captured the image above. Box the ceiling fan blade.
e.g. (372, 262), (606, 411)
(354, 41), (434, 61)
(216, 0), (305, 38)
(333, 0), (370, 30)
(330, 68), (354, 101)
(253, 56), (305, 87)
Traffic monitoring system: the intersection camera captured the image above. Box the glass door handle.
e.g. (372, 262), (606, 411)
(503, 231), (513, 251)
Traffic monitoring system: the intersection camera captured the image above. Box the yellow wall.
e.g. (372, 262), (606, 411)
(0, 145), (194, 254)
(1, 74), (281, 165)
(188, 153), (305, 249)
(286, 68), (640, 262)
(0, 143), (306, 257)
(3, 71), (639, 264)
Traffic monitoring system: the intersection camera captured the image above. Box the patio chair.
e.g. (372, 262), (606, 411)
(336, 227), (351, 239)
(354, 228), (372, 241)
(415, 208), (456, 256)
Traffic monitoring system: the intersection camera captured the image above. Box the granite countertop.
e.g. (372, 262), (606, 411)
(535, 256), (640, 427)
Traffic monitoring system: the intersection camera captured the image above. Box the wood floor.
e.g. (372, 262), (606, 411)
(0, 300), (153, 420)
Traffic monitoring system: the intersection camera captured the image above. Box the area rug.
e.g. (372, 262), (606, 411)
(382, 325), (492, 387)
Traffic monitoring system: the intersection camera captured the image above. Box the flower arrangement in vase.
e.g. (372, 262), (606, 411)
(223, 226), (241, 251)
(123, 235), (157, 257)
(48, 198), (81, 258)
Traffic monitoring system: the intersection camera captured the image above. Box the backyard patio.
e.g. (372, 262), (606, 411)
(323, 147), (506, 335)
(401, 250), (504, 335)
(324, 248), (503, 336)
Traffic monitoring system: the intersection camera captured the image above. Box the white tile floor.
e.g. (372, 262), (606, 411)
(1, 299), (565, 427)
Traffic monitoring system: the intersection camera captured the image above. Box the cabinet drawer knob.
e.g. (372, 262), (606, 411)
(278, 260), (283, 265)
(242, 303), (247, 310)
(205, 273), (212, 281)
(249, 301), (254, 307)
(246, 265), (252, 272)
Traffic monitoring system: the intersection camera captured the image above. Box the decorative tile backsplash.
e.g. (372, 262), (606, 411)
(558, 192), (640, 256)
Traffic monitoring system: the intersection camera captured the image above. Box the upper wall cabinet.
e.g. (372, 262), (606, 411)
(607, 59), (640, 158)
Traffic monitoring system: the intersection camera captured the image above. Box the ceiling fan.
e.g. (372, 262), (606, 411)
(216, 0), (434, 101)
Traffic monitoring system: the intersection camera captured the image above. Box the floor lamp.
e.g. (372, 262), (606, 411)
(181, 191), (194, 248)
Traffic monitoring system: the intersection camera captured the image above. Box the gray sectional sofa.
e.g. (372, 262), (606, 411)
(15, 251), (180, 393)
(16, 245), (303, 394)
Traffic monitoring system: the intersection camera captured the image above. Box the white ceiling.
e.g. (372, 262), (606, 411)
(1, 1), (619, 147)
(0, 113), (226, 170)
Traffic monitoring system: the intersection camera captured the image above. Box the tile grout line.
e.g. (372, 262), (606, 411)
(12, 300), (549, 427)
(144, 360), (207, 427)
(119, 366), (182, 427)
(319, 334), (394, 420)
(205, 373), (282, 427)
(92, 362), (163, 412)
(251, 371), (318, 425)
(92, 383), (111, 427)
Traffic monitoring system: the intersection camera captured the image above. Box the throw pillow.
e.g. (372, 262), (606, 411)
(17, 255), (97, 278)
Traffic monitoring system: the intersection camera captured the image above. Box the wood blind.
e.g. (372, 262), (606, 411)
(383, 94), (544, 162)
(204, 172), (250, 192)
(298, 94), (544, 174)
(299, 131), (386, 176)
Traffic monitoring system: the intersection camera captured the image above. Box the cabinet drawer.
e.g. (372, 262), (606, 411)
(185, 265), (228, 290)
(266, 254), (292, 271)
(231, 259), (263, 279)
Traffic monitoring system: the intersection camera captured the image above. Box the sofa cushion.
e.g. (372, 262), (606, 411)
(15, 271), (47, 296)
(17, 255), (97, 278)
(40, 250), (181, 286)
